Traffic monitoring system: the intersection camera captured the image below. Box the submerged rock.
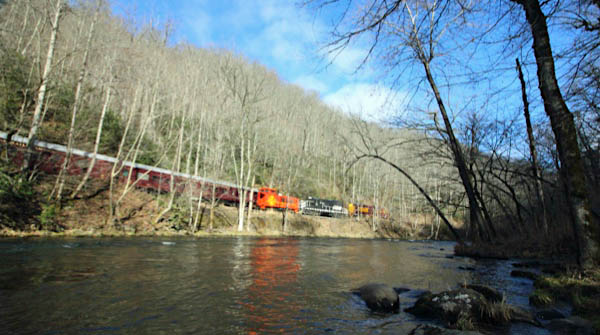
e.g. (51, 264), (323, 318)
(547, 316), (594, 335)
(535, 308), (565, 321)
(356, 283), (399, 313)
(510, 270), (538, 280)
(512, 261), (541, 268)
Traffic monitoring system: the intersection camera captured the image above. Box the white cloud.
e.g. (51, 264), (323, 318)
(293, 75), (328, 94)
(325, 46), (369, 74)
(324, 83), (407, 123)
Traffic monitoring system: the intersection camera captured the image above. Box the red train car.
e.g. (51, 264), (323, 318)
(1, 131), (303, 217)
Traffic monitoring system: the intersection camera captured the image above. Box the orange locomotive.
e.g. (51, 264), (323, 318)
(256, 187), (299, 213)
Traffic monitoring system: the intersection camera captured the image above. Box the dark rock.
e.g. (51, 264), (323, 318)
(462, 284), (503, 303)
(508, 306), (542, 327)
(547, 316), (594, 335)
(393, 287), (411, 295)
(409, 324), (484, 335)
(458, 266), (476, 271)
(406, 287), (542, 330)
(357, 283), (399, 313)
(535, 308), (565, 321)
(405, 288), (487, 327)
(510, 270), (538, 280)
(512, 261), (541, 268)
(541, 263), (568, 275)
(404, 289), (432, 299)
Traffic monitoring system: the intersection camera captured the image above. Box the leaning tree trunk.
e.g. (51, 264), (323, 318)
(70, 84), (112, 199)
(513, 0), (598, 268)
(366, 154), (463, 242)
(422, 59), (491, 241)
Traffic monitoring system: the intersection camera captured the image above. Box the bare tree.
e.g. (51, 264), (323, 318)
(53, 3), (99, 201)
(219, 56), (268, 232)
(345, 118), (462, 241)
(24, 0), (63, 171)
(516, 57), (548, 234)
(511, 0), (598, 268)
(307, 0), (492, 240)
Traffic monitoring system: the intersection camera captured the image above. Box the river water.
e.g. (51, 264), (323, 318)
(0, 237), (549, 334)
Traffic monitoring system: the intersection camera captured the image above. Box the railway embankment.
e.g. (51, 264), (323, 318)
(0, 172), (457, 240)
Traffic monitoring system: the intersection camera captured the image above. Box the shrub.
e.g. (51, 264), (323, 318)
(39, 203), (58, 228)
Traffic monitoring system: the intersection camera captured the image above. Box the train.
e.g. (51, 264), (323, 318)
(0, 130), (384, 219)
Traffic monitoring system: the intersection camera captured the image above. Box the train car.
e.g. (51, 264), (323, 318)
(256, 187), (299, 213)
(0, 130), (260, 202)
(300, 197), (347, 217)
(347, 203), (374, 217)
(347, 203), (389, 218)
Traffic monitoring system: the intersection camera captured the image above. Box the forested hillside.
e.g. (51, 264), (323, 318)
(0, 0), (465, 233)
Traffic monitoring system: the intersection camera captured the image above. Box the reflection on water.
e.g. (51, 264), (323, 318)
(0, 238), (545, 334)
(245, 238), (300, 334)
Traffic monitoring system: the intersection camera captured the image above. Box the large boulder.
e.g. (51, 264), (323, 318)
(405, 288), (488, 329)
(405, 287), (540, 330)
(356, 283), (400, 313)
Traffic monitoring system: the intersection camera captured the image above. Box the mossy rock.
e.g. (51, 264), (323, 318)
(462, 284), (503, 303)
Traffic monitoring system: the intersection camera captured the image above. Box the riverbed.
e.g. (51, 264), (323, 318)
(0, 237), (549, 334)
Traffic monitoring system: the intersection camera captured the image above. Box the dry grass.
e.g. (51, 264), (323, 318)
(531, 269), (600, 332)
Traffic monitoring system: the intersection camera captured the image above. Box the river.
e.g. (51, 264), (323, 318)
(0, 237), (549, 334)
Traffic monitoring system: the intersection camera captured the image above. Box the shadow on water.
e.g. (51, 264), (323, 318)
(0, 237), (548, 334)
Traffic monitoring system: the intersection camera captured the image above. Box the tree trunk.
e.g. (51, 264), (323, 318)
(422, 60), (490, 241)
(367, 154), (463, 242)
(70, 83), (111, 199)
(513, 0), (598, 268)
(54, 8), (98, 201)
(246, 175), (256, 231)
(516, 57), (548, 235)
(24, 0), (63, 170)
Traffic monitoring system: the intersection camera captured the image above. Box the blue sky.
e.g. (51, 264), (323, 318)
(110, 0), (404, 122)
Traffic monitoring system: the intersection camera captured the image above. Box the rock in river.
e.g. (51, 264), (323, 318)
(356, 283), (399, 313)
(405, 287), (540, 329)
(461, 284), (503, 303)
(405, 288), (488, 328)
(547, 316), (594, 335)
